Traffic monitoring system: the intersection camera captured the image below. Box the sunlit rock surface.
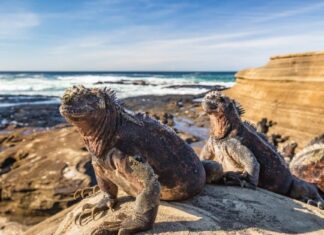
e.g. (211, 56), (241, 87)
(25, 185), (324, 235)
(225, 51), (324, 147)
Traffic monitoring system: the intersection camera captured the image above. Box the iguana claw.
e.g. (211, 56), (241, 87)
(74, 185), (100, 200)
(75, 195), (117, 225)
(306, 198), (324, 210)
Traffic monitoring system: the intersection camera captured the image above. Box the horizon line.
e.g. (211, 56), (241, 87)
(0, 70), (237, 73)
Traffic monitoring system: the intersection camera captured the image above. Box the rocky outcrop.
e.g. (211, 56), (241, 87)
(25, 185), (324, 235)
(225, 51), (324, 147)
(290, 143), (324, 192)
(0, 127), (95, 225)
(0, 216), (27, 235)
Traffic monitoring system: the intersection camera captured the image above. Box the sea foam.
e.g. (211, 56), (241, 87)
(0, 72), (235, 107)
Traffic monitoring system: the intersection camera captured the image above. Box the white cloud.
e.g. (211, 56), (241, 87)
(0, 12), (39, 38)
(32, 29), (323, 71)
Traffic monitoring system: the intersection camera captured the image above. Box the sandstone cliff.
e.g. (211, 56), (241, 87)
(225, 51), (324, 147)
(25, 186), (324, 235)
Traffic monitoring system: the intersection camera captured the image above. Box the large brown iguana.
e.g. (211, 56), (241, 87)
(200, 91), (324, 209)
(60, 86), (221, 235)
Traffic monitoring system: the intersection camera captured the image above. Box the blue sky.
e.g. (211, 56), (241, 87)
(0, 0), (324, 71)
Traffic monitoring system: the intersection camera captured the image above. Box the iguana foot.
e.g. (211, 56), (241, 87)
(75, 195), (117, 225)
(290, 177), (324, 210)
(306, 199), (324, 210)
(223, 172), (256, 190)
(91, 208), (157, 235)
(74, 185), (100, 200)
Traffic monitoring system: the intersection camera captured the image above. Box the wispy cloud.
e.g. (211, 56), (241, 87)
(1, 0), (324, 70)
(263, 1), (324, 20)
(0, 12), (39, 38)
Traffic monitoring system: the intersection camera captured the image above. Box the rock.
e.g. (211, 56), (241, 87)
(0, 127), (96, 225)
(176, 131), (201, 144)
(290, 143), (324, 191)
(132, 80), (149, 86)
(164, 84), (226, 90)
(94, 80), (155, 86)
(150, 112), (175, 127)
(308, 134), (324, 146)
(0, 216), (27, 235)
(269, 133), (289, 148)
(281, 141), (298, 164)
(225, 51), (324, 147)
(256, 118), (275, 134)
(25, 185), (324, 235)
(0, 103), (65, 130)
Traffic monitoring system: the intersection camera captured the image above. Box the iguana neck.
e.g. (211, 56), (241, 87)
(209, 112), (241, 139)
(80, 106), (122, 158)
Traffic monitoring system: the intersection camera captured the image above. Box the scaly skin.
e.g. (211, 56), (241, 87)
(290, 134), (324, 192)
(200, 91), (324, 209)
(60, 85), (206, 234)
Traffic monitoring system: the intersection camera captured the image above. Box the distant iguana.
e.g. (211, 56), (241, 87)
(200, 91), (324, 209)
(60, 86), (222, 235)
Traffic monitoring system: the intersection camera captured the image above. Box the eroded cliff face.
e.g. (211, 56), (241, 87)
(225, 51), (324, 147)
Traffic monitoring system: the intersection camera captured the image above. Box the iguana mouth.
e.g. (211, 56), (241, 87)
(59, 105), (91, 118)
(205, 100), (218, 109)
(202, 91), (226, 114)
(202, 98), (222, 114)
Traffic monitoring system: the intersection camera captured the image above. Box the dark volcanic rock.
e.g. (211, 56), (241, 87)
(94, 79), (155, 86)
(0, 103), (65, 130)
(164, 84), (226, 90)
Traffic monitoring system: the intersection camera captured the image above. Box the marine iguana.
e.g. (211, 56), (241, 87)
(200, 91), (324, 209)
(290, 134), (324, 192)
(60, 85), (212, 235)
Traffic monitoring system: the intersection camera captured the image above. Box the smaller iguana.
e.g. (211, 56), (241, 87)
(200, 91), (324, 209)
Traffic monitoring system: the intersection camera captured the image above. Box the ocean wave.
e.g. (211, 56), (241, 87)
(0, 72), (235, 99)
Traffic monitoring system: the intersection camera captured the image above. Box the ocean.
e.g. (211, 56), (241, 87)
(0, 72), (235, 107)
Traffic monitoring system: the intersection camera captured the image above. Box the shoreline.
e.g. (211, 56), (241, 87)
(0, 88), (220, 131)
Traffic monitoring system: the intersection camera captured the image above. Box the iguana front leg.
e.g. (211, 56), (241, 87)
(200, 140), (214, 160)
(75, 161), (119, 225)
(200, 140), (225, 184)
(91, 152), (161, 235)
(222, 138), (260, 189)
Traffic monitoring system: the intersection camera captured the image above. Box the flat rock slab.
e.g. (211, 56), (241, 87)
(26, 185), (324, 235)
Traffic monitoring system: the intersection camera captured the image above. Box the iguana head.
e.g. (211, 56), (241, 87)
(202, 91), (233, 115)
(202, 91), (244, 138)
(60, 85), (121, 156)
(60, 85), (109, 121)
